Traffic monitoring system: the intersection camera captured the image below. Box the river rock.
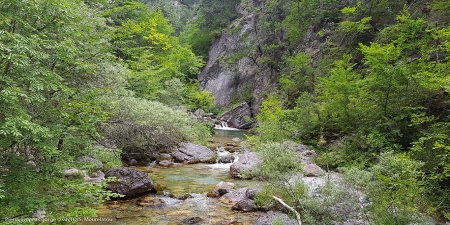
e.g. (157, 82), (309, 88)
(158, 160), (173, 167)
(217, 155), (235, 163)
(136, 196), (165, 207)
(218, 102), (253, 129)
(173, 142), (217, 164)
(219, 187), (248, 204)
(105, 167), (155, 198)
(232, 199), (256, 212)
(208, 181), (235, 197)
(252, 211), (298, 225)
(304, 163), (325, 177)
(129, 159), (138, 166)
(230, 151), (261, 179)
(181, 217), (203, 224)
(245, 184), (262, 200)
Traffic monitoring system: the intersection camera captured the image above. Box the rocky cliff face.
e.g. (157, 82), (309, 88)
(198, 0), (279, 116)
(199, 0), (327, 116)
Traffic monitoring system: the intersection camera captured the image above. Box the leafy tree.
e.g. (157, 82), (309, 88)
(109, 8), (204, 100)
(0, 0), (127, 219)
(279, 52), (315, 106)
(253, 94), (289, 143)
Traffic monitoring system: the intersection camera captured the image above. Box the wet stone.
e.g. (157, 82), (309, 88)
(181, 216), (203, 224)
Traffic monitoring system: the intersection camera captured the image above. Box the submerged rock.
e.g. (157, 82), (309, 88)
(105, 167), (155, 198)
(181, 217), (203, 224)
(136, 196), (165, 207)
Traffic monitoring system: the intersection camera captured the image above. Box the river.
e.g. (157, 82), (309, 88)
(78, 129), (265, 225)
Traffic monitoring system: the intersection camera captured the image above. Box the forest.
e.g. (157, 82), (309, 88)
(0, 0), (449, 224)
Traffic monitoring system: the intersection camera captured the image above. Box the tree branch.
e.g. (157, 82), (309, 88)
(272, 195), (302, 225)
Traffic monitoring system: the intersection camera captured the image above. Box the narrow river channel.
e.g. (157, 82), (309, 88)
(78, 130), (265, 225)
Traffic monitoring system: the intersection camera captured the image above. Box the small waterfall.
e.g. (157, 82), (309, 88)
(214, 120), (241, 131)
(221, 121), (228, 128)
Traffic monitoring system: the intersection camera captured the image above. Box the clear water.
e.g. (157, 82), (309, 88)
(77, 129), (264, 225)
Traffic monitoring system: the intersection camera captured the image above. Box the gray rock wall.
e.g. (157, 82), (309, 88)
(198, 0), (278, 116)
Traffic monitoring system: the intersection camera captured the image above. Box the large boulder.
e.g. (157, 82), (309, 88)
(230, 151), (261, 179)
(218, 102), (253, 129)
(172, 142), (217, 164)
(105, 167), (155, 198)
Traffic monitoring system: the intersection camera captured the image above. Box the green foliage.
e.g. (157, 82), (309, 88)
(109, 8), (204, 99)
(102, 97), (211, 151)
(253, 95), (290, 143)
(342, 152), (428, 224)
(186, 88), (217, 113)
(252, 142), (307, 214)
(90, 147), (123, 171)
(0, 155), (121, 220)
(253, 142), (304, 181)
(279, 53), (314, 106)
(0, 0), (210, 220)
(158, 78), (187, 107)
(339, 16), (372, 33)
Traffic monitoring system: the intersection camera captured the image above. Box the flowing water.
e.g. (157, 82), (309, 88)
(78, 129), (265, 225)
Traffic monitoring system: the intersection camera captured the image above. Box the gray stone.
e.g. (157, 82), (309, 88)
(84, 170), (105, 183)
(158, 160), (173, 167)
(304, 163), (325, 177)
(64, 168), (80, 177)
(230, 151), (261, 179)
(217, 155), (235, 163)
(220, 187), (248, 204)
(105, 167), (155, 198)
(245, 184), (262, 200)
(173, 142), (217, 164)
(129, 159), (138, 166)
(232, 199), (256, 212)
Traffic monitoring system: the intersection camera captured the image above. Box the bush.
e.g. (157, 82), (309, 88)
(101, 96), (211, 151)
(342, 152), (430, 224)
(90, 146), (122, 171)
(186, 88), (217, 113)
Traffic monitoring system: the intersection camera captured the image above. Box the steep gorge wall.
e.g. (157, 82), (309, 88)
(198, 0), (279, 116)
(199, 0), (326, 116)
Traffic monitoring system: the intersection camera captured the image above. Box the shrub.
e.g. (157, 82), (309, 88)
(101, 96), (211, 151)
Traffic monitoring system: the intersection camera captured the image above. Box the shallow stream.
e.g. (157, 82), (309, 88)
(78, 130), (265, 225)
